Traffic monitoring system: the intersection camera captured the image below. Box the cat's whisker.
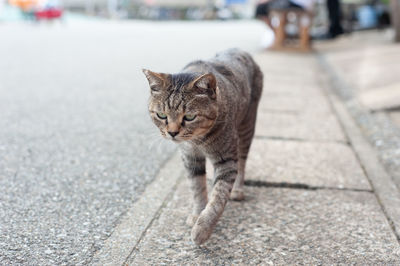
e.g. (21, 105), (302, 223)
(147, 134), (165, 150)
(144, 131), (162, 139)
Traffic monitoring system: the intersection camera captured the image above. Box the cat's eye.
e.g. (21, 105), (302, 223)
(183, 114), (197, 121)
(156, 112), (167, 119)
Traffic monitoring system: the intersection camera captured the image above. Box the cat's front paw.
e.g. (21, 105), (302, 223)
(192, 211), (217, 246)
(230, 189), (244, 201)
(191, 219), (213, 246)
(186, 214), (199, 227)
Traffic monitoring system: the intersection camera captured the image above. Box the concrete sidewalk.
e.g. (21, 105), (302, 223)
(93, 52), (400, 265)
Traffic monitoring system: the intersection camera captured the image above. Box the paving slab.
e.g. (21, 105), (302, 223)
(255, 54), (323, 90)
(389, 111), (400, 129)
(255, 109), (346, 142)
(329, 56), (400, 93)
(360, 83), (400, 111)
(255, 66), (347, 142)
(317, 35), (400, 94)
(259, 93), (331, 113)
(244, 139), (371, 190)
(262, 75), (322, 89)
(260, 66), (316, 81)
(205, 139), (369, 190)
(128, 182), (400, 265)
(261, 83), (323, 98)
(255, 53), (317, 69)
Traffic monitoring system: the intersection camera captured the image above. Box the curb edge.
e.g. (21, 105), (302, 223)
(92, 152), (184, 265)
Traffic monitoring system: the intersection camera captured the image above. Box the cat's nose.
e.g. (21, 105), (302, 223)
(168, 131), (179, 138)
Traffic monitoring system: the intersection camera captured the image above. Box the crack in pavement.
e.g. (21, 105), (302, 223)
(254, 135), (350, 145)
(244, 180), (373, 193)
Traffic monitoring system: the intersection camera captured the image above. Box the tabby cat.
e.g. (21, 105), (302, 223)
(143, 49), (263, 245)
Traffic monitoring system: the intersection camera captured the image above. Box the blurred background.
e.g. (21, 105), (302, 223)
(1, 0), (400, 264)
(0, 0), (397, 30)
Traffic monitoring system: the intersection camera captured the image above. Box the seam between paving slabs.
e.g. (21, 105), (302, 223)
(316, 52), (400, 243)
(254, 135), (350, 145)
(244, 180), (373, 192)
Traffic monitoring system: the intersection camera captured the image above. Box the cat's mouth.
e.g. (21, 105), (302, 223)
(166, 135), (191, 143)
(162, 130), (194, 142)
(163, 134), (183, 142)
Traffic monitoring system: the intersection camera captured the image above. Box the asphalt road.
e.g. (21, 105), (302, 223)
(0, 18), (264, 264)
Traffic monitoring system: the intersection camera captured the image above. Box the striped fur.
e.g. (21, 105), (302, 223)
(143, 49), (263, 245)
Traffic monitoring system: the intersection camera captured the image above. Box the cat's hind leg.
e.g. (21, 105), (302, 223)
(181, 145), (208, 226)
(231, 101), (259, 201)
(230, 158), (246, 201)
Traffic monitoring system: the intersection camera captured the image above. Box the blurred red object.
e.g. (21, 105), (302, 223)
(35, 8), (62, 19)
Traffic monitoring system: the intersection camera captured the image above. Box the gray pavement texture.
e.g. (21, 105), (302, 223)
(118, 52), (400, 264)
(0, 20), (265, 264)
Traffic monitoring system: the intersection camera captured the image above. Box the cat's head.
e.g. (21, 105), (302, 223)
(143, 69), (218, 142)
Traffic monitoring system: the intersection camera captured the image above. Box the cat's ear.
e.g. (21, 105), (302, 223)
(191, 73), (217, 99)
(142, 69), (170, 92)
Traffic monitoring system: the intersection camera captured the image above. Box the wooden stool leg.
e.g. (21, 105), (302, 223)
(299, 15), (311, 51)
(272, 12), (287, 49)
